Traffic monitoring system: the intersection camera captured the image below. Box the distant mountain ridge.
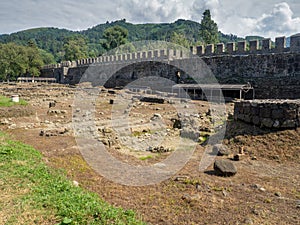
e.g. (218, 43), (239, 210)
(0, 19), (261, 62)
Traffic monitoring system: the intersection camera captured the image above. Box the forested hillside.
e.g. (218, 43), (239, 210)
(0, 19), (245, 62)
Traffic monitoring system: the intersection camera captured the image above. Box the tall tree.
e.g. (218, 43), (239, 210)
(0, 43), (27, 81)
(63, 36), (88, 61)
(102, 26), (128, 51)
(26, 42), (43, 76)
(200, 9), (219, 45)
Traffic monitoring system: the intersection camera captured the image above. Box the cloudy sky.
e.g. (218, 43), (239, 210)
(0, 0), (299, 39)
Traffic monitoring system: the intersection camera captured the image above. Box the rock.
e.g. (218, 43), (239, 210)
(0, 118), (9, 125)
(233, 154), (241, 161)
(259, 187), (266, 192)
(72, 180), (79, 187)
(243, 218), (254, 225)
(275, 192), (281, 197)
(172, 119), (182, 129)
(213, 144), (230, 156)
(222, 190), (228, 197)
(174, 176), (190, 182)
(153, 113), (162, 118)
(181, 194), (200, 203)
(49, 102), (56, 108)
(214, 159), (237, 177)
(296, 200), (300, 209)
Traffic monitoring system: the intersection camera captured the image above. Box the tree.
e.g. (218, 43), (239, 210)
(25, 44), (43, 77)
(63, 36), (88, 61)
(39, 49), (56, 65)
(0, 43), (27, 81)
(0, 43), (46, 81)
(200, 9), (219, 45)
(102, 26), (128, 51)
(170, 32), (191, 48)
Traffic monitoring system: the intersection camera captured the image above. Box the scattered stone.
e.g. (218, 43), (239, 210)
(0, 118), (9, 125)
(243, 218), (254, 225)
(109, 99), (114, 104)
(222, 190), (228, 197)
(233, 154), (241, 161)
(73, 180), (79, 187)
(148, 146), (172, 153)
(172, 118), (182, 129)
(213, 159), (237, 177)
(40, 128), (68, 137)
(140, 97), (164, 104)
(49, 102), (56, 108)
(213, 144), (230, 156)
(174, 176), (190, 182)
(259, 187), (266, 192)
(296, 201), (300, 209)
(181, 194), (200, 203)
(275, 192), (281, 197)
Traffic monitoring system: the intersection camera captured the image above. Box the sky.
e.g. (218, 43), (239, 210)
(0, 0), (299, 39)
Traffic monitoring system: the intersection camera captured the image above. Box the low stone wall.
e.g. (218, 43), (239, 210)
(234, 100), (300, 129)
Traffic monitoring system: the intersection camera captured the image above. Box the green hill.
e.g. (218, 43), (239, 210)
(0, 19), (248, 62)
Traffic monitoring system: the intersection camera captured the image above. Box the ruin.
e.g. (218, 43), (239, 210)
(40, 34), (300, 99)
(234, 99), (300, 129)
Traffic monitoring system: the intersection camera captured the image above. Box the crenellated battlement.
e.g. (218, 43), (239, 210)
(41, 49), (190, 70)
(191, 34), (300, 56)
(42, 34), (300, 70)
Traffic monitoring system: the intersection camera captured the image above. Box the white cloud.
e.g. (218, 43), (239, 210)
(190, 1), (300, 39)
(254, 2), (300, 38)
(0, 0), (299, 39)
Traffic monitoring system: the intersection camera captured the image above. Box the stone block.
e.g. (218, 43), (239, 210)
(249, 40), (259, 52)
(290, 33), (300, 53)
(272, 109), (284, 119)
(237, 41), (246, 53)
(262, 38), (271, 51)
(261, 118), (274, 128)
(216, 43), (225, 54)
(226, 42), (235, 54)
(252, 116), (260, 125)
(214, 159), (237, 177)
(196, 45), (204, 56)
(260, 108), (271, 117)
(205, 44), (214, 55)
(275, 36), (286, 51)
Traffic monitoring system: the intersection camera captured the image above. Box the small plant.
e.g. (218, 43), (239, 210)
(0, 95), (27, 107)
(139, 155), (153, 160)
(0, 132), (145, 225)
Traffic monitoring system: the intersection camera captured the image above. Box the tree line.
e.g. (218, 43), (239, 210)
(0, 10), (241, 80)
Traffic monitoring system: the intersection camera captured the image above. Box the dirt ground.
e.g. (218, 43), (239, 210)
(1, 83), (299, 225)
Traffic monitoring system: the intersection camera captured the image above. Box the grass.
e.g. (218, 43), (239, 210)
(0, 132), (145, 225)
(0, 95), (27, 107)
(139, 155), (153, 161)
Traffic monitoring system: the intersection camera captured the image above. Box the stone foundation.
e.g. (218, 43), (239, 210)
(234, 100), (300, 129)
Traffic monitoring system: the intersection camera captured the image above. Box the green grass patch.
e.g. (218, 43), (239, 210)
(0, 133), (145, 225)
(0, 95), (27, 107)
(139, 155), (153, 161)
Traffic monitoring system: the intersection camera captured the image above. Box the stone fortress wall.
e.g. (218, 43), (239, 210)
(40, 34), (300, 99)
(234, 99), (300, 129)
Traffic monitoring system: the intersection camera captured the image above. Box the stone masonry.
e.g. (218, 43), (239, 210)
(234, 100), (300, 129)
(40, 34), (300, 99)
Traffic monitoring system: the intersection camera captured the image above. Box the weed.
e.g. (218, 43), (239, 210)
(0, 95), (27, 107)
(139, 155), (153, 160)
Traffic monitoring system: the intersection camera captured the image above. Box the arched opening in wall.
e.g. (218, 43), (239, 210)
(103, 61), (195, 91)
